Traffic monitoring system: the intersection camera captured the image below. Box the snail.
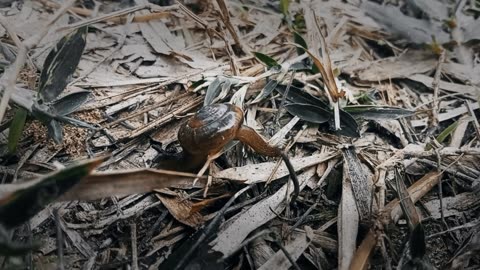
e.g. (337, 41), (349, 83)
(156, 103), (300, 203)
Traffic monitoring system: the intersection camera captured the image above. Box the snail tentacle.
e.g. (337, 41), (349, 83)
(236, 126), (300, 203)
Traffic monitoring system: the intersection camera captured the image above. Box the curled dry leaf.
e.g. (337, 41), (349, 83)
(156, 193), (204, 228)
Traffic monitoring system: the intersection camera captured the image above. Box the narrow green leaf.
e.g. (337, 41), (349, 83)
(0, 157), (104, 229)
(7, 108), (27, 153)
(436, 121), (459, 144)
(38, 27), (88, 102)
(251, 79), (280, 104)
(51, 90), (91, 115)
(293, 31), (307, 55)
(253, 52), (280, 68)
(275, 81), (330, 110)
(330, 110), (360, 138)
(293, 13), (306, 30)
(190, 79), (206, 90)
(46, 119), (63, 144)
(425, 121), (459, 150)
(284, 103), (330, 124)
(343, 105), (414, 120)
(56, 115), (95, 129)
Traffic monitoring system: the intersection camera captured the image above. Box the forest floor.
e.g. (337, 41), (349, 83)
(0, 0), (479, 269)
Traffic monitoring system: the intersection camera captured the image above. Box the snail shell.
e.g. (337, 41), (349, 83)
(178, 104), (243, 156)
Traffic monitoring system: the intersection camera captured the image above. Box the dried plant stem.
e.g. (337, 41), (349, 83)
(56, 3), (176, 32)
(215, 0), (250, 55)
(130, 223), (139, 270)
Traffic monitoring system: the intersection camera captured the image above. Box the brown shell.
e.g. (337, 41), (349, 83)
(178, 104), (243, 155)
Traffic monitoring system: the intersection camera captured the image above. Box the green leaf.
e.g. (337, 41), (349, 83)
(275, 81), (330, 110)
(355, 90), (378, 104)
(293, 31), (307, 55)
(330, 110), (360, 138)
(56, 115), (95, 129)
(293, 13), (306, 30)
(276, 81), (360, 137)
(190, 79), (206, 90)
(425, 120), (459, 150)
(38, 27), (88, 102)
(51, 90), (91, 115)
(280, 0), (290, 16)
(253, 52), (280, 68)
(436, 121), (459, 144)
(0, 157), (104, 229)
(251, 79), (280, 104)
(7, 108), (27, 153)
(284, 103), (330, 124)
(46, 119), (63, 144)
(343, 105), (414, 120)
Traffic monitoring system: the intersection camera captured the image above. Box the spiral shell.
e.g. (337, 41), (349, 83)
(178, 104), (243, 155)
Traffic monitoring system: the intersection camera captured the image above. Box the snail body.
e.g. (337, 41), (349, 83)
(157, 103), (299, 203)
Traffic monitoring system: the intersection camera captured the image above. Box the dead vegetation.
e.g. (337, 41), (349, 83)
(0, 0), (479, 269)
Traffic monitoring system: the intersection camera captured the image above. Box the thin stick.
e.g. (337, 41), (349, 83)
(274, 239), (302, 270)
(431, 50), (445, 127)
(130, 223), (139, 270)
(275, 70), (295, 124)
(55, 4), (173, 32)
(193, 152), (222, 186)
(280, 152), (299, 204)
